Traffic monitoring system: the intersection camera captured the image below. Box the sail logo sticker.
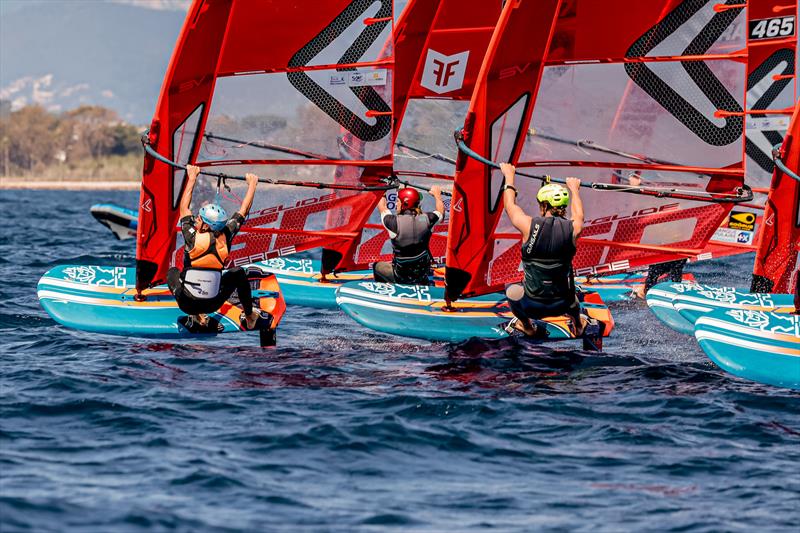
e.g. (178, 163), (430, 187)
(330, 71), (387, 87)
(727, 211), (756, 231)
(746, 116), (790, 132)
(420, 49), (469, 94)
(575, 260), (631, 277)
(712, 227), (753, 245)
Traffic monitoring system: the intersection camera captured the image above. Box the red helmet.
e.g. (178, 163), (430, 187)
(398, 187), (421, 210)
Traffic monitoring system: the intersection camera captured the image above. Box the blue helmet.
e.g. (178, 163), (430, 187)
(198, 203), (228, 231)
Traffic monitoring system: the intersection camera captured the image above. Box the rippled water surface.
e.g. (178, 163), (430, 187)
(2, 190), (799, 531)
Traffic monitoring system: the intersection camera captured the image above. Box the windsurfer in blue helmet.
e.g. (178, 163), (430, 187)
(499, 163), (587, 337)
(166, 164), (261, 330)
(372, 185), (445, 285)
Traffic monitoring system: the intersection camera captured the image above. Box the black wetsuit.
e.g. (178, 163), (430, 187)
(507, 216), (581, 322)
(167, 213), (254, 316)
(373, 210), (442, 285)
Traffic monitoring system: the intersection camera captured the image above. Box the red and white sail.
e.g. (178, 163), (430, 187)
(444, 0), (563, 300)
(447, 0), (757, 300)
(352, 0), (504, 267)
(752, 100), (800, 295)
(701, 0), (798, 261)
(136, 0), (404, 290)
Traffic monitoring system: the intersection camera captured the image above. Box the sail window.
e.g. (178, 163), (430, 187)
(488, 94), (529, 213)
(171, 104), (204, 209)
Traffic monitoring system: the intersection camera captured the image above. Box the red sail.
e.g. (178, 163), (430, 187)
(698, 0), (798, 264)
(136, 0), (399, 290)
(752, 101), (800, 294)
(448, 0), (755, 299)
(353, 0), (503, 268)
(445, 0), (563, 300)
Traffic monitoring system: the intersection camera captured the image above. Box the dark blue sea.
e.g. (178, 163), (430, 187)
(2, 189), (799, 532)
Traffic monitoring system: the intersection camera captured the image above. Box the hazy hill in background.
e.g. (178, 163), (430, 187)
(0, 0), (187, 124)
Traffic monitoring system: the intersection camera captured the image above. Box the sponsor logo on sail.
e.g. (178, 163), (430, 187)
(420, 49), (469, 94)
(727, 211), (756, 231)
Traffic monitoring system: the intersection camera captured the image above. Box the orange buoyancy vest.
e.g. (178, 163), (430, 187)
(188, 231), (229, 270)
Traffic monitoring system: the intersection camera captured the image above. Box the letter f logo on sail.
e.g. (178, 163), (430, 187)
(433, 59), (457, 86)
(421, 49), (469, 94)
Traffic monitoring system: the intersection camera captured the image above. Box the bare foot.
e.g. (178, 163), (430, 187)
(573, 315), (588, 337)
(632, 284), (646, 299)
(244, 311), (260, 330)
(514, 319), (538, 337)
(191, 314), (209, 327)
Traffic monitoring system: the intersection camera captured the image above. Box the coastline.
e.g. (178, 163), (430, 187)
(0, 180), (140, 191)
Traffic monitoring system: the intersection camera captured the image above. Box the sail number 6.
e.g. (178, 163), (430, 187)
(749, 16), (795, 40)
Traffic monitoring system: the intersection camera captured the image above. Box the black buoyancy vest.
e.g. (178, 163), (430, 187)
(391, 212), (434, 284)
(521, 216), (576, 300)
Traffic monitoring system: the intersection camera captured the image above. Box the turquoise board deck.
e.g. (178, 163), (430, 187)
(261, 258), (663, 309)
(646, 282), (796, 335)
(645, 282), (703, 334)
(695, 308), (800, 390)
(38, 264), (285, 341)
(672, 286), (795, 326)
(257, 258), (371, 309)
(576, 272), (694, 302)
(335, 281), (614, 345)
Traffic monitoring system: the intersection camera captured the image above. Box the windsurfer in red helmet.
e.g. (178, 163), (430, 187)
(499, 163), (588, 337)
(372, 185), (445, 285)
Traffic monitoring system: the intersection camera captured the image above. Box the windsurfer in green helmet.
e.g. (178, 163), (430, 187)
(499, 163), (587, 337)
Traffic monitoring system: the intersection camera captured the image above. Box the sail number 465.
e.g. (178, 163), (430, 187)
(749, 16), (795, 40)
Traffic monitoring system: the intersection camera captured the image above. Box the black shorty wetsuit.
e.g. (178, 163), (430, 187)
(167, 213), (254, 316)
(373, 210), (442, 285)
(506, 216), (581, 323)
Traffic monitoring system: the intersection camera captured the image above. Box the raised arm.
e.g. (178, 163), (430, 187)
(429, 185), (445, 218)
(179, 164), (201, 218)
(237, 173), (259, 218)
(565, 177), (583, 242)
(500, 163), (532, 237)
(377, 196), (389, 216)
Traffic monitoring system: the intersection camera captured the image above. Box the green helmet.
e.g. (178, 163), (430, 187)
(537, 183), (569, 207)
